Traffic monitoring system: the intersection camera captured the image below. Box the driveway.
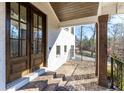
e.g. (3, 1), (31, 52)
(72, 55), (95, 62)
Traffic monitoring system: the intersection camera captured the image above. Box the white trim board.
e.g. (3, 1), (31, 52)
(7, 68), (45, 91)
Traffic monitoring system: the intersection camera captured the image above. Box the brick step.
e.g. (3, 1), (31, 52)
(65, 81), (98, 91)
(36, 75), (54, 81)
(54, 73), (65, 81)
(63, 73), (96, 81)
(54, 74), (68, 86)
(36, 71), (56, 80)
(43, 71), (56, 76)
(64, 77), (98, 86)
(56, 77), (98, 91)
(48, 78), (63, 84)
(41, 71), (56, 77)
(56, 86), (69, 91)
(18, 80), (48, 91)
(43, 83), (58, 91)
(81, 82), (107, 91)
(58, 78), (98, 91)
(34, 72), (63, 84)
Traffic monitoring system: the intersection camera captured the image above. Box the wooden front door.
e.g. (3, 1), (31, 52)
(30, 12), (44, 71)
(6, 2), (47, 83)
(6, 3), (29, 83)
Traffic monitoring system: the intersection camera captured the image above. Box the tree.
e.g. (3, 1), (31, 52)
(108, 14), (124, 61)
(108, 23), (124, 54)
(87, 25), (96, 57)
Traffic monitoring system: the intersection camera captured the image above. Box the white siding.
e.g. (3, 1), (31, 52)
(48, 27), (75, 71)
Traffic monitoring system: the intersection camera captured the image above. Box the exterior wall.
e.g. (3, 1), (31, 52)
(98, 2), (124, 16)
(48, 27), (75, 71)
(0, 3), (6, 90)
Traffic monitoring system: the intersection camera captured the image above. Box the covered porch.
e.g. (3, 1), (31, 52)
(0, 2), (124, 91)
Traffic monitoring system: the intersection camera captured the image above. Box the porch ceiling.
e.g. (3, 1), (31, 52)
(50, 2), (99, 22)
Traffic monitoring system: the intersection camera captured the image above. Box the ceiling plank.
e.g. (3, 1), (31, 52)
(50, 2), (99, 21)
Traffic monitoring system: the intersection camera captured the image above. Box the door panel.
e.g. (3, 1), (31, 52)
(6, 3), (29, 83)
(31, 12), (44, 71)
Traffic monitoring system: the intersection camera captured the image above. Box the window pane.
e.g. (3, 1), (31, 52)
(38, 39), (42, 53)
(33, 40), (37, 54)
(71, 27), (74, 35)
(33, 28), (38, 40)
(10, 20), (19, 39)
(20, 23), (26, 39)
(38, 29), (42, 39)
(64, 46), (67, 52)
(20, 5), (27, 23)
(71, 45), (74, 57)
(10, 39), (19, 57)
(21, 40), (26, 56)
(56, 46), (60, 55)
(10, 3), (19, 20)
(39, 16), (42, 28)
(33, 13), (37, 27)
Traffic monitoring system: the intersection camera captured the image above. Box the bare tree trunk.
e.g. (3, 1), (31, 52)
(90, 26), (96, 57)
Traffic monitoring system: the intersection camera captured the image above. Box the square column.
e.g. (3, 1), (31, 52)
(98, 15), (108, 87)
(0, 3), (6, 90)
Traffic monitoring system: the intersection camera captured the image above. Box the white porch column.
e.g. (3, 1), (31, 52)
(0, 3), (6, 90)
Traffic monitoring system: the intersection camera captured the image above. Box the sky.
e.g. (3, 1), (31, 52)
(75, 14), (124, 40)
(75, 24), (95, 40)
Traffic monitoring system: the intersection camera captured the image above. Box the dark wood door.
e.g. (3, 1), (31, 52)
(6, 3), (30, 83)
(6, 2), (47, 83)
(30, 12), (44, 71)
